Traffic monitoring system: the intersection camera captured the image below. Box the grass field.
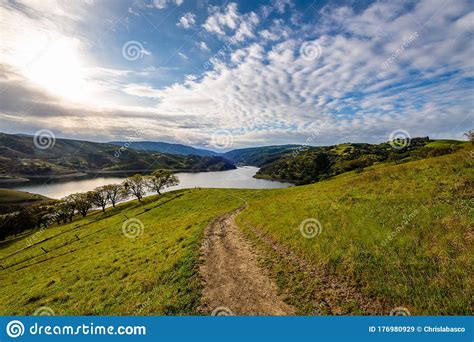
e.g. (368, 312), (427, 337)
(0, 189), (261, 315)
(0, 147), (472, 315)
(425, 139), (465, 148)
(237, 148), (473, 315)
(0, 189), (49, 204)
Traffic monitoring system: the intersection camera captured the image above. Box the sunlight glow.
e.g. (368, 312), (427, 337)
(23, 39), (88, 102)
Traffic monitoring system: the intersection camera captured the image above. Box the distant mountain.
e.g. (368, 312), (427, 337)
(109, 141), (219, 157)
(108, 141), (308, 168)
(222, 145), (304, 167)
(0, 133), (235, 182)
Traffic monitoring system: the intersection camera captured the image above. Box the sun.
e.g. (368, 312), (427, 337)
(23, 38), (88, 103)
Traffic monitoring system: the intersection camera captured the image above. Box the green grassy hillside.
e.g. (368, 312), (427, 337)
(0, 132), (235, 181)
(0, 189), (49, 204)
(0, 188), (264, 315)
(0, 189), (51, 213)
(425, 140), (465, 148)
(0, 148), (472, 315)
(255, 138), (465, 184)
(222, 145), (303, 166)
(238, 148), (473, 315)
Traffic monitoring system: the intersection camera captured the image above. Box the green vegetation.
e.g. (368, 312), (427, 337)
(256, 138), (466, 184)
(0, 189), (48, 204)
(108, 141), (219, 157)
(0, 189), (50, 214)
(0, 189), (258, 315)
(238, 148), (473, 315)
(0, 172), (181, 240)
(425, 139), (464, 148)
(0, 147), (472, 315)
(0, 132), (235, 181)
(222, 145), (302, 166)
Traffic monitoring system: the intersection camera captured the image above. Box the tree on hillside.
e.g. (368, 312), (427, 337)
(464, 130), (473, 144)
(91, 187), (109, 213)
(52, 202), (66, 225)
(147, 170), (180, 195)
(103, 184), (127, 208)
(0, 210), (36, 240)
(123, 174), (147, 202)
(58, 196), (76, 222)
(69, 193), (93, 217)
(28, 203), (52, 229)
(102, 184), (125, 207)
(313, 152), (332, 174)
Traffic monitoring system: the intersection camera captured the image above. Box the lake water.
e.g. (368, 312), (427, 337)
(5, 167), (292, 199)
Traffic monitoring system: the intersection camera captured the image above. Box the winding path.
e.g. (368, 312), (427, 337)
(199, 207), (295, 315)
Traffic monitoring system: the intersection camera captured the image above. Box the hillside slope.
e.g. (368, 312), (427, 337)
(0, 148), (472, 315)
(0, 133), (235, 181)
(0, 189), (51, 213)
(222, 145), (303, 167)
(238, 147), (473, 315)
(108, 141), (219, 157)
(256, 138), (464, 184)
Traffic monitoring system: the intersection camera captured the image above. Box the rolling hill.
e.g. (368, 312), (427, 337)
(0, 189), (51, 213)
(108, 141), (219, 157)
(106, 138), (465, 186)
(221, 145), (303, 167)
(108, 141), (304, 167)
(0, 146), (472, 315)
(255, 138), (465, 184)
(0, 133), (235, 182)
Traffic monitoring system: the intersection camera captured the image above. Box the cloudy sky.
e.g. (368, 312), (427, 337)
(0, 0), (472, 150)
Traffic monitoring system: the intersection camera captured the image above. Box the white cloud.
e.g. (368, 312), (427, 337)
(203, 3), (260, 43)
(273, 0), (294, 14)
(199, 41), (210, 51)
(122, 83), (161, 98)
(259, 19), (291, 41)
(152, 0), (184, 10)
(0, 0), (472, 147)
(152, 0), (168, 9)
(136, 0), (473, 146)
(177, 12), (196, 29)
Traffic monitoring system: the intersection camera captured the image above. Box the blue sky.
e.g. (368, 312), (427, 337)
(0, 0), (472, 150)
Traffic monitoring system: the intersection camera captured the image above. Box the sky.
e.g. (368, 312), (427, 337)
(0, 0), (473, 150)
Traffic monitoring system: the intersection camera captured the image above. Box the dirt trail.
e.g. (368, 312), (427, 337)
(199, 207), (295, 315)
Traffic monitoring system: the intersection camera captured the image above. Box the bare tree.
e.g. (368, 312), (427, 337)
(123, 174), (147, 202)
(464, 130), (473, 145)
(91, 187), (109, 213)
(58, 196), (76, 222)
(147, 170), (180, 195)
(102, 184), (125, 207)
(70, 193), (93, 217)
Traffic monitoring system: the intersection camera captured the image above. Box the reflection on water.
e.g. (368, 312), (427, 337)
(5, 167), (292, 199)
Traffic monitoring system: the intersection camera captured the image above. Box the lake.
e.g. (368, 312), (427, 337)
(4, 167), (292, 199)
